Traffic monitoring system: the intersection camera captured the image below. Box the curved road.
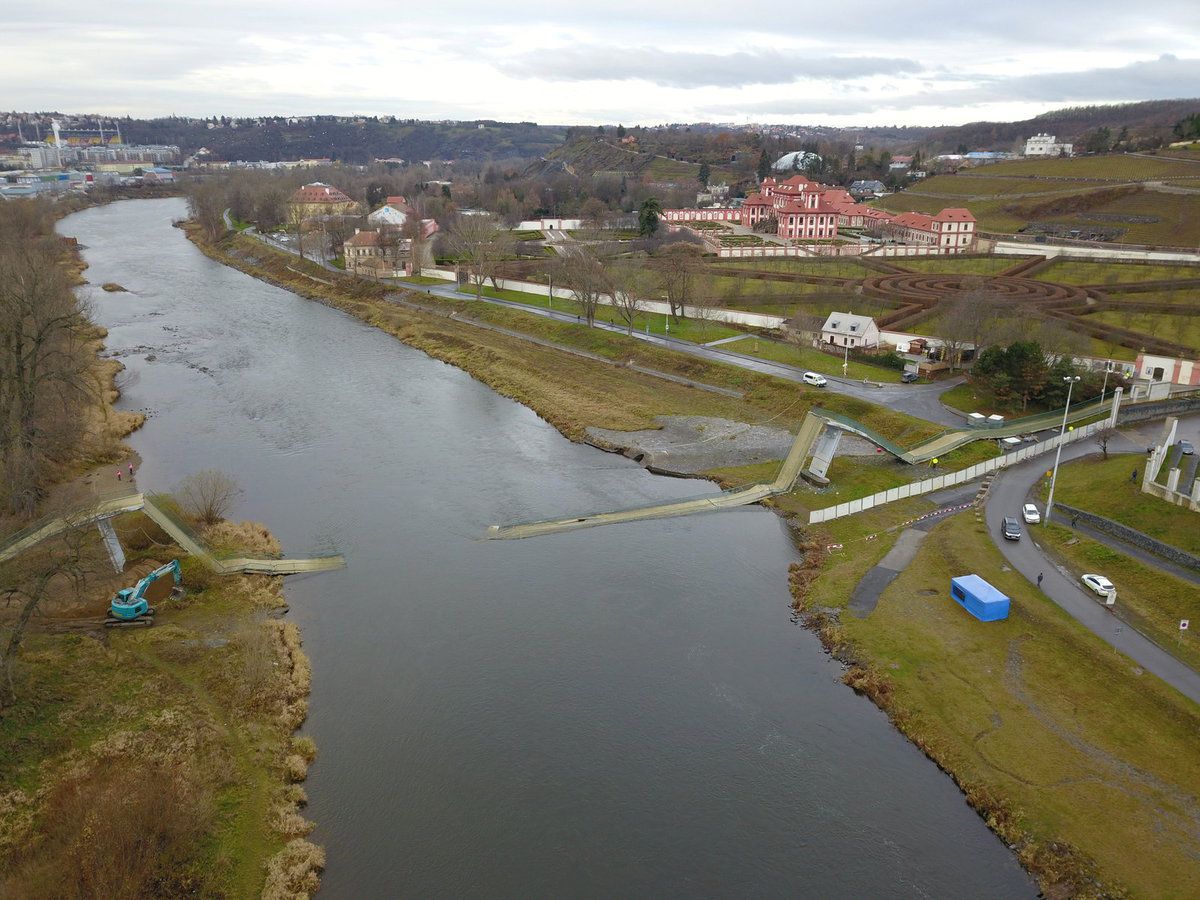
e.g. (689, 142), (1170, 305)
(984, 422), (1200, 705)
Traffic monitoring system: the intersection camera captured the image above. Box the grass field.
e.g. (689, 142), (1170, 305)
(709, 257), (874, 278)
(1034, 259), (1200, 284)
(1089, 310), (1200, 352)
(455, 284), (746, 343)
(891, 255), (1020, 275)
(966, 153), (1200, 180)
(818, 513), (1200, 896)
(874, 154), (1200, 245)
(728, 337), (905, 382)
(0, 539), (317, 897)
(1049, 453), (1200, 555)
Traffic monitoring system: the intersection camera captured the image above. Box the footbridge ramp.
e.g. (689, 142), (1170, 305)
(0, 491), (344, 575)
(488, 411), (825, 539)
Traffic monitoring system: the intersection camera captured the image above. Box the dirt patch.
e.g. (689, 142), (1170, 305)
(586, 416), (794, 475)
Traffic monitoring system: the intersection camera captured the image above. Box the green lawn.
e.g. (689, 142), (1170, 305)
(1033, 259), (1200, 285)
(1049, 453), (1200, 555)
(397, 274), (449, 286)
(730, 338), (905, 382)
(455, 284), (746, 343)
(1037, 520), (1200, 673)
(966, 153), (1200, 180)
(1088, 310), (1200, 353)
(824, 514), (1200, 896)
(710, 257), (874, 278)
(891, 255), (1023, 275)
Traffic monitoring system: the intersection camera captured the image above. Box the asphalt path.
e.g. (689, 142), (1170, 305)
(415, 280), (966, 425)
(984, 421), (1200, 705)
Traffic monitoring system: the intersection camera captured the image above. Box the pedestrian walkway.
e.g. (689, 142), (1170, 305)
(0, 491), (344, 575)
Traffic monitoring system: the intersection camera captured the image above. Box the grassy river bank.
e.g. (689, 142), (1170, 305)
(188, 227), (1200, 897)
(0, 218), (324, 897)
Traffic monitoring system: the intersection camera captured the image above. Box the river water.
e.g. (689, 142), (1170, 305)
(62, 199), (1031, 897)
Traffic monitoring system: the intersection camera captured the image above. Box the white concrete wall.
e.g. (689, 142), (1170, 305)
(992, 241), (1200, 264)
(808, 419), (1108, 524)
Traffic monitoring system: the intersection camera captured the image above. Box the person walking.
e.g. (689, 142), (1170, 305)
(116, 469), (122, 482)
(1131, 467), (1138, 483)
(1037, 572), (1044, 589)
(128, 462), (135, 478)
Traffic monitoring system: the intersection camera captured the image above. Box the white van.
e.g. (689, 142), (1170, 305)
(802, 371), (827, 387)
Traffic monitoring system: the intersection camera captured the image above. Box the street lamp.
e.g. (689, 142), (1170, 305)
(1100, 361), (1113, 404)
(1045, 375), (1082, 525)
(843, 342), (849, 378)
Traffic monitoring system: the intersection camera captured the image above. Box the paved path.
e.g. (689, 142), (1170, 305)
(984, 427), (1200, 705)
(849, 529), (929, 617)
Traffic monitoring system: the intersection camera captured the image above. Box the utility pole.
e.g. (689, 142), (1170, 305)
(1045, 375), (1081, 525)
(843, 343), (849, 378)
(1100, 361), (1113, 403)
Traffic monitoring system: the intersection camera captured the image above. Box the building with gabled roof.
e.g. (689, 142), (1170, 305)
(880, 207), (976, 250)
(821, 311), (880, 349)
(288, 182), (359, 219)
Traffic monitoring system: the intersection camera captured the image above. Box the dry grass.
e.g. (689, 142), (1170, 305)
(262, 838), (326, 900)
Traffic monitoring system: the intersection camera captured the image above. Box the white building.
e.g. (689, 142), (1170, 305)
(1023, 134), (1073, 157)
(821, 312), (881, 349)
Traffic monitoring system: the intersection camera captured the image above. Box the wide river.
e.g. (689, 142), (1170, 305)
(62, 199), (1031, 897)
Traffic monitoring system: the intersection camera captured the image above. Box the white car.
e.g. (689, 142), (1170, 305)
(802, 371), (827, 387)
(1022, 503), (1041, 524)
(1081, 574), (1115, 597)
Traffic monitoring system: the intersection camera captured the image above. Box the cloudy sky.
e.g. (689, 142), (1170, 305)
(7, 1), (1199, 126)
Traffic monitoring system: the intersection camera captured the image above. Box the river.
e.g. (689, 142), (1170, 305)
(62, 198), (1032, 897)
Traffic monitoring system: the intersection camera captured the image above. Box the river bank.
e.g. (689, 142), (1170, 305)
(0, 203), (323, 896)
(182, 221), (1200, 896)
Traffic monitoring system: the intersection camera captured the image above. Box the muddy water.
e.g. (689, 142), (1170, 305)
(63, 199), (1032, 897)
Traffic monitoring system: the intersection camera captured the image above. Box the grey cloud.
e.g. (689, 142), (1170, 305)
(498, 47), (923, 88)
(710, 55), (1200, 118)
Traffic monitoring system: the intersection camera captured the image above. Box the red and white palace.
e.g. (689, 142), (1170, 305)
(662, 175), (976, 252)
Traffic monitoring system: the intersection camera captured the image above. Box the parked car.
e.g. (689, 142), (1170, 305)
(1022, 503), (1041, 524)
(802, 371), (827, 387)
(1082, 573), (1115, 597)
(901, 372), (919, 383)
(1180, 440), (1195, 455)
(1002, 516), (1022, 541)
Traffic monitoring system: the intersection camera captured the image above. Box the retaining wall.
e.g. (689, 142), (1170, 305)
(1117, 394), (1200, 425)
(1055, 503), (1200, 571)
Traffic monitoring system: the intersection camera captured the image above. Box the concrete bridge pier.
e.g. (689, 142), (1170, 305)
(802, 423), (844, 485)
(96, 517), (126, 574)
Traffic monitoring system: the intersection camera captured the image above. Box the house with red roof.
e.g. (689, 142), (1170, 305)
(288, 182), (359, 220)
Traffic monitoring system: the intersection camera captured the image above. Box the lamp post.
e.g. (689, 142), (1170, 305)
(843, 342), (849, 378)
(1100, 361), (1113, 403)
(1045, 375), (1081, 525)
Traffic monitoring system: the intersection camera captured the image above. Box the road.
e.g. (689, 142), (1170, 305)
(415, 280), (966, 425)
(984, 420), (1200, 705)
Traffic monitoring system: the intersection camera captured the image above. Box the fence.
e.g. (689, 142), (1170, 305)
(808, 419), (1108, 524)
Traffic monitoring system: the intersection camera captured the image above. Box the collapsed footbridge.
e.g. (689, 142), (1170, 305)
(0, 491), (345, 575)
(488, 393), (1122, 540)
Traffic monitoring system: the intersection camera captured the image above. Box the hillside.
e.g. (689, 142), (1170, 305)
(531, 136), (744, 185)
(111, 117), (566, 164)
(902, 99), (1200, 153)
(871, 150), (1200, 245)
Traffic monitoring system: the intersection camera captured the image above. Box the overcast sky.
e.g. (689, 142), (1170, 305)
(7, 1), (1199, 126)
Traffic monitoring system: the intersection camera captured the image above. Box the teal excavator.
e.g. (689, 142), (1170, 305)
(106, 560), (182, 628)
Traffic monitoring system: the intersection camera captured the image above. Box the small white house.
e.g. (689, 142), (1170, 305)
(821, 312), (880, 349)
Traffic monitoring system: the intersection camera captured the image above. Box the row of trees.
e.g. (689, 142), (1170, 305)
(0, 200), (98, 518)
(972, 340), (1108, 411)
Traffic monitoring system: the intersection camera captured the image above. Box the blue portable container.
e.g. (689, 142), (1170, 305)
(949, 575), (1010, 622)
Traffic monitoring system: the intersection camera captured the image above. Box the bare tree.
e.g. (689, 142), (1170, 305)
(1, 524), (97, 707)
(186, 182), (227, 242)
(653, 242), (705, 321)
(606, 256), (647, 334)
(557, 245), (608, 326)
(287, 202), (308, 261)
(1094, 426), (1118, 460)
(400, 212), (430, 275)
(175, 470), (242, 527)
(0, 203), (98, 517)
(450, 215), (515, 301)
